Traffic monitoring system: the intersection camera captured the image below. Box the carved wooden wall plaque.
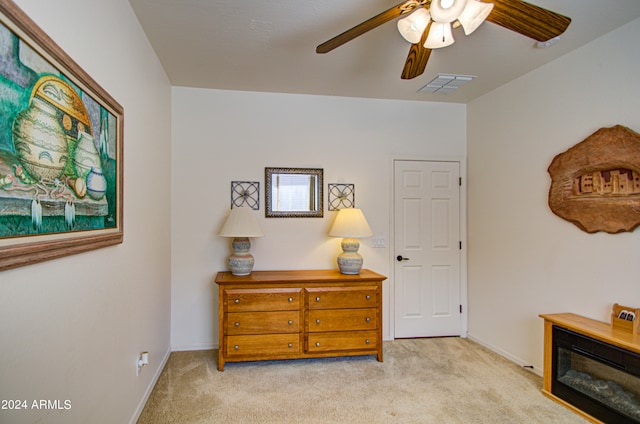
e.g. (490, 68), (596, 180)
(548, 125), (640, 234)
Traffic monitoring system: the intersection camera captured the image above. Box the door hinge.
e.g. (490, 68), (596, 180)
(459, 305), (462, 314)
(459, 241), (462, 250)
(459, 177), (462, 186)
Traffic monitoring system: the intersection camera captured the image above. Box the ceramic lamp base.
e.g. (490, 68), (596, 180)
(337, 238), (363, 275)
(228, 237), (255, 276)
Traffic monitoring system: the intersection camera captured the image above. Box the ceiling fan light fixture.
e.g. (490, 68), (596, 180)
(429, 0), (468, 23)
(424, 22), (455, 49)
(397, 7), (431, 44)
(457, 0), (494, 35)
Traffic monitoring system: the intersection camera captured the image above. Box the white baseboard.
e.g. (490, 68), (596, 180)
(467, 333), (542, 377)
(171, 342), (216, 351)
(129, 347), (172, 424)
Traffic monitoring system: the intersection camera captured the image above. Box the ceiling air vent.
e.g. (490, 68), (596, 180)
(418, 74), (476, 94)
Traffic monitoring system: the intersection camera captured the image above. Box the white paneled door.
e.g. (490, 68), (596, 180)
(394, 160), (461, 338)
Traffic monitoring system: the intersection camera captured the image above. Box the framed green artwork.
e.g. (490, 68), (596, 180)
(0, 0), (124, 271)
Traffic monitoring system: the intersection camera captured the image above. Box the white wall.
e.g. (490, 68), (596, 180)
(467, 17), (640, 372)
(171, 88), (466, 350)
(0, 1), (172, 423)
(8, 4), (635, 422)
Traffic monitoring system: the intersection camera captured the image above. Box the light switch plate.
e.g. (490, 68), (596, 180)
(372, 237), (386, 248)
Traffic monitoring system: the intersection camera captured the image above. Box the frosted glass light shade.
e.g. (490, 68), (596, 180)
(457, 0), (493, 35)
(397, 8), (430, 44)
(424, 22), (455, 49)
(219, 207), (264, 237)
(328, 208), (373, 238)
(429, 0), (468, 23)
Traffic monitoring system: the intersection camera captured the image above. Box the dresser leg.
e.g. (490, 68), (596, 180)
(217, 351), (225, 371)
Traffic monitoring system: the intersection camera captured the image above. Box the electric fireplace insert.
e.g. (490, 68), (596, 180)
(551, 325), (640, 423)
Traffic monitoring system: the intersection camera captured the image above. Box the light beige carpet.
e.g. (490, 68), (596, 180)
(137, 337), (587, 424)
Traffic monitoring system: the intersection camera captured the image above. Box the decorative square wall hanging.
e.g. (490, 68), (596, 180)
(231, 181), (259, 210)
(328, 183), (355, 210)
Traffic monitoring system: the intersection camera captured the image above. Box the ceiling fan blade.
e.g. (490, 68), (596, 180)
(401, 22), (432, 79)
(316, 1), (410, 54)
(485, 0), (571, 42)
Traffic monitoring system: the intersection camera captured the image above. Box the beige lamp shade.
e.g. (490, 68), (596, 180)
(219, 207), (263, 276)
(328, 208), (373, 239)
(219, 207), (264, 238)
(329, 208), (373, 274)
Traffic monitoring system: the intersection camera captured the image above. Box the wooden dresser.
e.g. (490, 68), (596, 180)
(215, 269), (386, 371)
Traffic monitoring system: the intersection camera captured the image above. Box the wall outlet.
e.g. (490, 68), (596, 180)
(136, 351), (149, 376)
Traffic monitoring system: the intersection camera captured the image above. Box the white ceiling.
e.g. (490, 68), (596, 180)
(128, 0), (640, 103)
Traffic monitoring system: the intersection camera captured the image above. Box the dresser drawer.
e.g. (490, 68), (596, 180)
(225, 288), (301, 312)
(227, 311), (300, 335)
(226, 334), (301, 356)
(306, 287), (378, 309)
(307, 308), (377, 332)
(306, 331), (378, 352)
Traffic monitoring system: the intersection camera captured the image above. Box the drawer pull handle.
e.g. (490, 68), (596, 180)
(316, 342), (321, 347)
(366, 295), (371, 300)
(288, 320), (293, 325)
(234, 322), (240, 327)
(288, 297), (293, 302)
(316, 319), (321, 324)
(365, 339), (371, 345)
(365, 317), (371, 323)
(234, 299), (240, 304)
(316, 297), (321, 302)
(288, 343), (293, 348)
(234, 345), (239, 350)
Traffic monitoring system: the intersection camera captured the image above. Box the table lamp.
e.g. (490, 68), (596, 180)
(328, 208), (373, 274)
(219, 207), (264, 275)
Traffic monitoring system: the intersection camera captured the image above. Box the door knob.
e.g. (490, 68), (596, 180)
(396, 255), (410, 262)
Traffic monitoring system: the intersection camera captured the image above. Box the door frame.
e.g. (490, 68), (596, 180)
(388, 155), (468, 340)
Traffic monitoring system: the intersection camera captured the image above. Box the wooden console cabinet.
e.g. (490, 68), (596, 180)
(540, 313), (640, 423)
(215, 269), (386, 371)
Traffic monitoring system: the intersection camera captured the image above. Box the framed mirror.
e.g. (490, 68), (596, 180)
(265, 167), (323, 217)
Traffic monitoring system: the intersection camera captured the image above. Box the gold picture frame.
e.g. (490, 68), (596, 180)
(0, 0), (124, 271)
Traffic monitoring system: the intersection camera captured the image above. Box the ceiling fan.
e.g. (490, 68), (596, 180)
(316, 0), (571, 80)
